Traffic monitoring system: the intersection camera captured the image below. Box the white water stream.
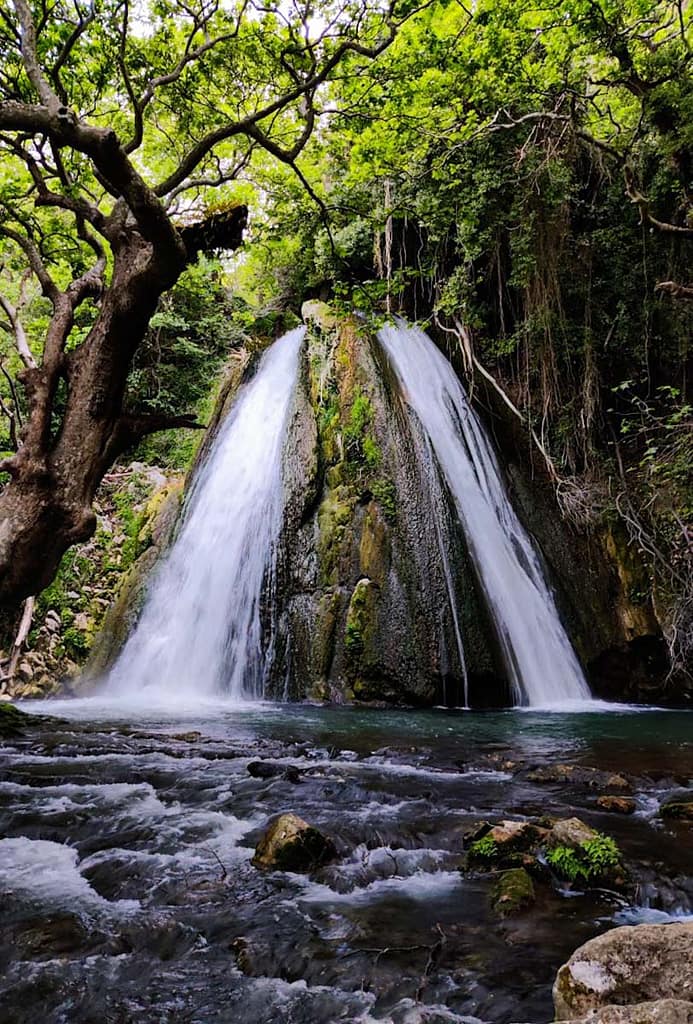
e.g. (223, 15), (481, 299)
(379, 321), (591, 707)
(106, 327), (305, 700)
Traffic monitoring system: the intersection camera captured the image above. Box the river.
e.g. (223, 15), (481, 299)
(1, 702), (691, 1023)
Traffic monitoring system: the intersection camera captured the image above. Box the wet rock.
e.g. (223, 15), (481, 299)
(527, 764), (632, 791)
(15, 913), (90, 958)
(467, 819), (546, 867)
(252, 813), (337, 871)
(562, 1000), (693, 1024)
(491, 867), (535, 916)
(0, 700), (31, 736)
(549, 817), (598, 848)
(597, 796), (636, 815)
(660, 800), (693, 822)
(247, 761), (302, 783)
(553, 922), (693, 1019)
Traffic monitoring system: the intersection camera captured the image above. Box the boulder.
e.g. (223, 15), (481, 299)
(553, 922), (693, 1019)
(549, 817), (598, 848)
(562, 1000), (693, 1024)
(247, 761), (302, 784)
(252, 813), (336, 872)
(598, 796), (636, 815)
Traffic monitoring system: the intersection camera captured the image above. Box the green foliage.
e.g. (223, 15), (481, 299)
(372, 478), (397, 520)
(469, 834), (499, 860)
(546, 833), (621, 883)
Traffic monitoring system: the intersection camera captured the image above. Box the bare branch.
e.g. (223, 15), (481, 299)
(0, 290), (36, 368)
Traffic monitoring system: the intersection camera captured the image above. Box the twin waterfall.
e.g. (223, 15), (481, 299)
(106, 321), (590, 707)
(108, 327), (305, 700)
(379, 323), (590, 707)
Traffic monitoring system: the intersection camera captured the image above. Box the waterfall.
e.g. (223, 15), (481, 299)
(378, 321), (591, 707)
(106, 327), (305, 700)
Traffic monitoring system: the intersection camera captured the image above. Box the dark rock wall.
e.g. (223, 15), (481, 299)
(268, 307), (503, 705)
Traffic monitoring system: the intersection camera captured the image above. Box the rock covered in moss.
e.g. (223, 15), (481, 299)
(0, 700), (32, 737)
(659, 800), (693, 822)
(252, 813), (336, 872)
(491, 867), (536, 916)
(553, 922), (693, 1020)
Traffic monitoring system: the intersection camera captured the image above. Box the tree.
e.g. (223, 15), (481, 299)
(0, 0), (419, 607)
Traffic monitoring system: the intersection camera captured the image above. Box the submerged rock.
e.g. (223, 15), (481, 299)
(491, 867), (535, 916)
(553, 922), (693, 1019)
(252, 813), (336, 872)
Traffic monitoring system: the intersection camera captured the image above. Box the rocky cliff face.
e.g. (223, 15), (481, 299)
(266, 304), (503, 705)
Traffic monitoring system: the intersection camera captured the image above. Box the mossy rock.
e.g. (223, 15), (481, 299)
(252, 813), (337, 872)
(345, 577), (379, 666)
(659, 800), (693, 822)
(0, 701), (32, 737)
(491, 868), (536, 916)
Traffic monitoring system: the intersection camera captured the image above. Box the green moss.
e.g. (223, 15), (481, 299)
(317, 491), (354, 586)
(345, 578), (377, 666)
(372, 478), (397, 521)
(491, 868), (535, 916)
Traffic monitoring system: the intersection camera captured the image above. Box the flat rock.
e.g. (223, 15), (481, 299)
(560, 1000), (693, 1024)
(554, 922), (693, 1019)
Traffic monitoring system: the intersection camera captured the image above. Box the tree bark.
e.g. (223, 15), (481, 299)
(0, 207), (245, 607)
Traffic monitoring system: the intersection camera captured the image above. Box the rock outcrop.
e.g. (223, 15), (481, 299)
(268, 307), (503, 705)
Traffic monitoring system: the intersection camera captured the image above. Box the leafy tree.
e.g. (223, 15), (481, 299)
(0, 0), (420, 606)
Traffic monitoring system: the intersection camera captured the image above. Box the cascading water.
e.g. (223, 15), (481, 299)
(378, 321), (591, 707)
(106, 327), (305, 700)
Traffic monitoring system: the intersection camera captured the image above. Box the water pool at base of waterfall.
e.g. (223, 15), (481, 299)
(1, 702), (691, 1024)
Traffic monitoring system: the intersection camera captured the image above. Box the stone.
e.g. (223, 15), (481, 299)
(562, 1000), (693, 1024)
(549, 817), (598, 848)
(660, 801), (693, 822)
(17, 660), (34, 681)
(252, 813), (337, 872)
(598, 796), (636, 815)
(553, 922), (693, 1020)
(44, 616), (61, 634)
(491, 867), (535, 916)
(45, 609), (61, 626)
(247, 761), (302, 783)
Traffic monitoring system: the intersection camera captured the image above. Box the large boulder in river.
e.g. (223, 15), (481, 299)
(553, 923), (693, 1019)
(252, 813), (336, 872)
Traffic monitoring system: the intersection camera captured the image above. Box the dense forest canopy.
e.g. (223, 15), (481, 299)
(0, 0), (690, 674)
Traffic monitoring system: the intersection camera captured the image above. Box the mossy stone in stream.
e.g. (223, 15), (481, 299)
(0, 701), (32, 737)
(659, 800), (693, 822)
(491, 867), (536, 916)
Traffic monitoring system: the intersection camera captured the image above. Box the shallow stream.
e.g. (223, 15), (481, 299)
(1, 702), (691, 1023)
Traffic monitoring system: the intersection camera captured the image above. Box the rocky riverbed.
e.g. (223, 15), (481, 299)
(0, 700), (691, 1023)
